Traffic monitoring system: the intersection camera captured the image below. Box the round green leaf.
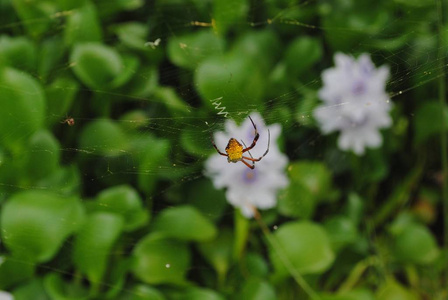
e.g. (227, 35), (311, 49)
(92, 185), (149, 231)
(0, 255), (35, 289)
(73, 212), (124, 285)
(11, 279), (50, 300)
(24, 130), (60, 180)
(132, 233), (190, 285)
(43, 273), (88, 300)
(238, 278), (276, 300)
(70, 43), (122, 89)
(414, 101), (448, 145)
(393, 223), (439, 265)
(213, 0), (248, 34)
(168, 30), (225, 70)
(376, 279), (419, 300)
(284, 37), (322, 77)
(79, 119), (128, 155)
(152, 205), (217, 241)
(271, 221), (334, 277)
(45, 77), (79, 125)
(0, 67), (45, 148)
(1, 191), (84, 262)
(0, 35), (36, 71)
(11, 0), (56, 38)
(180, 287), (225, 300)
(124, 285), (166, 300)
(64, 2), (102, 46)
(197, 229), (233, 280)
(278, 161), (336, 218)
(324, 216), (358, 252)
(195, 54), (266, 115)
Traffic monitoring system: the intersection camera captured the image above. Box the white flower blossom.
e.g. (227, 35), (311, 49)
(313, 53), (392, 155)
(0, 291), (13, 300)
(205, 113), (289, 218)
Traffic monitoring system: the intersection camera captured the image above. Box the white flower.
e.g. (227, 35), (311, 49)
(205, 113), (289, 218)
(0, 291), (13, 300)
(313, 53), (392, 155)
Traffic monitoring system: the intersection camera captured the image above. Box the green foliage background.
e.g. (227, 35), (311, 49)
(0, 0), (446, 299)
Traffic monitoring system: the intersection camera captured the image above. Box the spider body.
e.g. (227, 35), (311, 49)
(212, 116), (270, 169)
(225, 138), (244, 163)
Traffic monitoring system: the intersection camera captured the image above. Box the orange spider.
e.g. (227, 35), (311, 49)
(212, 116), (270, 169)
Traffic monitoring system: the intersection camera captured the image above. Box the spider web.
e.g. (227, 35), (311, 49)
(0, 0), (446, 298)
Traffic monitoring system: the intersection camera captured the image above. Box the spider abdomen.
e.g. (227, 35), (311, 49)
(225, 138), (243, 162)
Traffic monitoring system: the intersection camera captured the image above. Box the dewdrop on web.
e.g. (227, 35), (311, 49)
(313, 53), (392, 155)
(205, 113), (289, 218)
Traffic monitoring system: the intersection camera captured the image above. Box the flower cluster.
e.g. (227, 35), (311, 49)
(313, 53), (392, 155)
(205, 113), (289, 218)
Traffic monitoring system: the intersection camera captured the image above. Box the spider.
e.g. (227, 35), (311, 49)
(212, 116), (270, 169)
(61, 116), (75, 126)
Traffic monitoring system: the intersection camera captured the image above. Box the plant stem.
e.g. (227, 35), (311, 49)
(253, 208), (320, 300)
(436, 0), (448, 288)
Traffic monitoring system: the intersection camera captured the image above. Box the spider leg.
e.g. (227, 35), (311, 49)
(211, 134), (228, 157)
(241, 129), (270, 162)
(241, 159), (255, 169)
(242, 116), (260, 153)
(240, 139), (254, 160)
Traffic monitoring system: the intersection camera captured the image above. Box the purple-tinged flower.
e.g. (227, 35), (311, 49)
(205, 113), (289, 218)
(314, 53), (392, 155)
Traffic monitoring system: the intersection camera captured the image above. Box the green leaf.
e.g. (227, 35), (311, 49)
(114, 22), (148, 51)
(179, 287), (225, 300)
(70, 43), (123, 89)
(0, 35), (36, 71)
(187, 179), (227, 221)
(24, 130), (60, 180)
(35, 165), (81, 196)
(393, 223), (439, 265)
(284, 37), (323, 77)
(91, 185), (149, 231)
(73, 212), (124, 285)
(153, 87), (191, 116)
(38, 37), (65, 81)
(197, 229), (233, 281)
(152, 205), (217, 241)
(64, 1), (102, 46)
(121, 285), (166, 300)
(0, 67), (45, 148)
(324, 216), (358, 252)
(43, 273), (89, 300)
(12, 279), (51, 300)
(45, 77), (79, 125)
(110, 54), (139, 88)
(132, 233), (190, 285)
(271, 221), (334, 277)
(196, 54), (266, 115)
(1, 191), (84, 262)
(213, 0), (248, 34)
(11, 0), (56, 38)
(278, 161), (336, 218)
(321, 289), (375, 300)
(79, 119), (128, 156)
(0, 256), (35, 289)
(376, 279), (419, 300)
(135, 136), (170, 194)
(238, 278), (276, 300)
(168, 30), (225, 70)
(414, 101), (448, 145)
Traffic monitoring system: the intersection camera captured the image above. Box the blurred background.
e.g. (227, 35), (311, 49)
(0, 0), (447, 299)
